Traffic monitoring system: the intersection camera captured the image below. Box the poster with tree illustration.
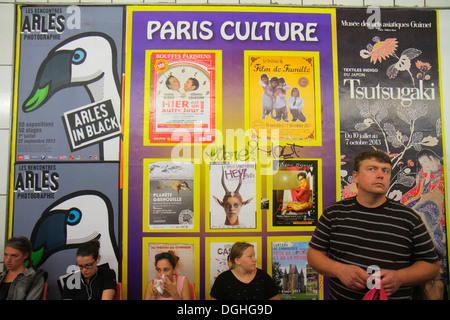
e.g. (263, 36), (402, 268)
(336, 8), (447, 288)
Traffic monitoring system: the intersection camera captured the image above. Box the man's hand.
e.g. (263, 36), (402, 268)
(380, 269), (402, 296)
(336, 264), (369, 291)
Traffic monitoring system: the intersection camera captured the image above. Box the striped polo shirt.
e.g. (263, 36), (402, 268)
(309, 196), (438, 300)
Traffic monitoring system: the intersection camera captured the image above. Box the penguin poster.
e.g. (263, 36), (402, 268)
(14, 6), (124, 162)
(11, 162), (120, 300)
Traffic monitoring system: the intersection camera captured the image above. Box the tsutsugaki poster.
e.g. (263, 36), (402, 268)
(337, 8), (447, 286)
(14, 5), (124, 162)
(124, 6), (337, 300)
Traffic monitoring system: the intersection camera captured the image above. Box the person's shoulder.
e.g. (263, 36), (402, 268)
(98, 264), (117, 279)
(324, 196), (356, 212)
(24, 267), (47, 279)
(384, 197), (423, 220)
(213, 270), (233, 286)
(216, 269), (233, 280)
(255, 268), (272, 279)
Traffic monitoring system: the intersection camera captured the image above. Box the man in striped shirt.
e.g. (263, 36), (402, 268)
(307, 150), (439, 300)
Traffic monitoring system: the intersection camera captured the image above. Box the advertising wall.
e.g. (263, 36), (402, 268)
(8, 5), (448, 300)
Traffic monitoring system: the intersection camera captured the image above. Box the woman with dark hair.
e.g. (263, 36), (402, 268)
(144, 250), (192, 300)
(62, 239), (116, 300)
(0, 236), (47, 300)
(210, 242), (280, 300)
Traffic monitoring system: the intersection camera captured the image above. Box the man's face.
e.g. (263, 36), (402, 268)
(298, 175), (306, 188)
(184, 79), (195, 92)
(168, 77), (180, 91)
(353, 157), (391, 196)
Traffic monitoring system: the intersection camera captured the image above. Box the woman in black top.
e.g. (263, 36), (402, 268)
(62, 239), (116, 300)
(210, 242), (280, 300)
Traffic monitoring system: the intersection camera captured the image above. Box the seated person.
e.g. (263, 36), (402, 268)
(144, 250), (192, 300)
(0, 236), (47, 300)
(210, 242), (280, 300)
(62, 239), (116, 300)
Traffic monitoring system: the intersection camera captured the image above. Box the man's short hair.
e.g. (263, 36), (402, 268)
(165, 75), (176, 89)
(188, 77), (199, 90)
(353, 150), (392, 172)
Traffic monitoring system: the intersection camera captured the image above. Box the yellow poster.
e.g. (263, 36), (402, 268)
(245, 51), (322, 145)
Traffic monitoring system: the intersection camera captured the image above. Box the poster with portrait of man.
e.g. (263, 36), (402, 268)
(144, 50), (220, 145)
(270, 159), (319, 229)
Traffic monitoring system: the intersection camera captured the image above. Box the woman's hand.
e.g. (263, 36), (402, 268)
(162, 275), (181, 300)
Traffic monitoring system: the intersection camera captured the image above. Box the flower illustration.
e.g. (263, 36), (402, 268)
(360, 37), (422, 86)
(342, 181), (358, 198)
(416, 60), (432, 80)
(360, 37), (398, 64)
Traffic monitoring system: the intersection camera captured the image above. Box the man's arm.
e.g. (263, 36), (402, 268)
(307, 247), (369, 291)
(381, 260), (440, 296)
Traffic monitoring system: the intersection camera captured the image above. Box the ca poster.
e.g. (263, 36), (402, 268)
(11, 162), (120, 300)
(14, 5), (124, 162)
(205, 237), (261, 300)
(337, 8), (447, 285)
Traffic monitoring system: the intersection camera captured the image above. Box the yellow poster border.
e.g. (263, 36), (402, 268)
(204, 236), (262, 300)
(266, 235), (324, 300)
(266, 158), (322, 232)
(8, 5), (23, 237)
(436, 11), (450, 281)
(244, 50), (322, 147)
(142, 158), (201, 233)
(126, 5), (336, 15)
(142, 236), (200, 299)
(205, 161), (262, 232)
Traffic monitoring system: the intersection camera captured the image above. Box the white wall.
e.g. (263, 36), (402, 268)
(0, 0), (449, 270)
